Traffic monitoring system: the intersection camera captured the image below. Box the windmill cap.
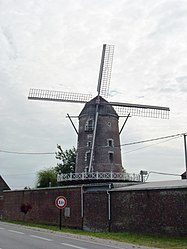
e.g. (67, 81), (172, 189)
(79, 96), (118, 118)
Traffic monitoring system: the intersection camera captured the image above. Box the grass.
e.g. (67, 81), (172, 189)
(3, 220), (187, 249)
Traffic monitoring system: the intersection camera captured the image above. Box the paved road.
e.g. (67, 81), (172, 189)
(0, 221), (158, 249)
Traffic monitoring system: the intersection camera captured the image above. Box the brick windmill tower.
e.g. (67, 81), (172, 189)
(28, 44), (170, 183)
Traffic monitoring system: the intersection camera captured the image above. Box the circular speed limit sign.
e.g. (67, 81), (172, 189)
(55, 196), (67, 209)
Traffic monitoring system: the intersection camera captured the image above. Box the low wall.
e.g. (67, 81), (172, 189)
(2, 183), (187, 236)
(83, 191), (109, 231)
(0, 196), (3, 218)
(3, 186), (82, 229)
(110, 189), (187, 236)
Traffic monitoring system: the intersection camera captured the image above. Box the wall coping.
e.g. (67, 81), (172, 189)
(110, 179), (187, 192)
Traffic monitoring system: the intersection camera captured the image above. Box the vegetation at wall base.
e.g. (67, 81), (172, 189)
(2, 220), (187, 249)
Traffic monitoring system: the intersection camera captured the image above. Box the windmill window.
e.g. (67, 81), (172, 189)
(84, 166), (88, 173)
(87, 134), (93, 139)
(85, 119), (94, 131)
(87, 141), (92, 147)
(108, 151), (114, 163)
(85, 150), (91, 163)
(107, 139), (114, 147)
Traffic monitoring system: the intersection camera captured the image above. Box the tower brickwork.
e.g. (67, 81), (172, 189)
(75, 96), (123, 173)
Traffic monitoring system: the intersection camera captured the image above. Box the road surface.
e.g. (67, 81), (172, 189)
(0, 221), (158, 249)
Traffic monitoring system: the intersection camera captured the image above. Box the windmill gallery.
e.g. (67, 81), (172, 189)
(1, 45), (187, 237)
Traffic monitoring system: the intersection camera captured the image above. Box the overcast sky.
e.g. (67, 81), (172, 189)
(1, 0), (187, 189)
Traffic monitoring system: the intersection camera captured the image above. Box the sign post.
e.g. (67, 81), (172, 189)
(55, 196), (67, 230)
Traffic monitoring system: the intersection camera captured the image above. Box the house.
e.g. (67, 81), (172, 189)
(181, 172), (187, 179)
(0, 176), (10, 196)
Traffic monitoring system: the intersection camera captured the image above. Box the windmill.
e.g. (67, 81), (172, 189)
(28, 44), (170, 182)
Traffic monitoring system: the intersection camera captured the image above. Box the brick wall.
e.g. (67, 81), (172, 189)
(110, 189), (187, 236)
(0, 196), (3, 218)
(3, 186), (82, 228)
(2, 185), (187, 236)
(83, 191), (109, 231)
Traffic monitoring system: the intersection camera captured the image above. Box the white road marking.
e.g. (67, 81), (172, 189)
(8, 229), (25, 235)
(60, 236), (126, 249)
(30, 234), (53, 241)
(61, 243), (87, 249)
(0, 227), (5, 230)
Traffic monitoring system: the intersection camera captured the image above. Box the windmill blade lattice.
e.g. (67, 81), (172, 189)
(97, 44), (114, 98)
(28, 88), (92, 104)
(89, 44), (114, 172)
(111, 102), (170, 119)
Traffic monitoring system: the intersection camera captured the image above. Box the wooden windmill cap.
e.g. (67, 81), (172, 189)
(79, 96), (118, 118)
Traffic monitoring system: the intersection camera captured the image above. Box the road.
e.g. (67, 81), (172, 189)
(0, 221), (158, 249)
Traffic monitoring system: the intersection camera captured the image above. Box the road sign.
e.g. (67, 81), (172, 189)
(55, 196), (67, 209)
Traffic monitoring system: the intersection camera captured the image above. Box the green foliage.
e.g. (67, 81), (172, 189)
(35, 145), (76, 188)
(36, 168), (57, 188)
(35, 145), (76, 187)
(55, 145), (76, 174)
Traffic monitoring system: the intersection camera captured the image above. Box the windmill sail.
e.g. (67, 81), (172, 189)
(89, 44), (115, 172)
(110, 102), (170, 119)
(97, 44), (114, 98)
(28, 88), (92, 104)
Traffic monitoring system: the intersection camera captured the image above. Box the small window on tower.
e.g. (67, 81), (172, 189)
(85, 119), (94, 131)
(87, 141), (92, 147)
(85, 151), (91, 164)
(107, 139), (114, 147)
(108, 152), (114, 163)
(108, 122), (111, 127)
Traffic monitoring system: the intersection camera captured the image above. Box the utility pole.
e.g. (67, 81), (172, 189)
(140, 170), (148, 182)
(184, 134), (187, 180)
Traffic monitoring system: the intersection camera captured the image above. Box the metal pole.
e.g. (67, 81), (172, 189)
(183, 134), (187, 179)
(107, 184), (112, 232)
(67, 113), (78, 135)
(88, 102), (99, 172)
(140, 171), (144, 182)
(59, 209), (62, 230)
(119, 113), (130, 135)
(80, 186), (84, 229)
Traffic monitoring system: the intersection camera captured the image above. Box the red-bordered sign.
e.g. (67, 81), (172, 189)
(55, 196), (67, 209)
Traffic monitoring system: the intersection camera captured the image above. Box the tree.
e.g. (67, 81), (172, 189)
(35, 145), (76, 188)
(55, 145), (76, 174)
(36, 167), (57, 188)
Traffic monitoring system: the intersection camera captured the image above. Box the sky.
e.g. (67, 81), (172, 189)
(1, 0), (187, 189)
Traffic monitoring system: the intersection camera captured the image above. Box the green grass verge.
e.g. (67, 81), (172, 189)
(3, 220), (187, 249)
